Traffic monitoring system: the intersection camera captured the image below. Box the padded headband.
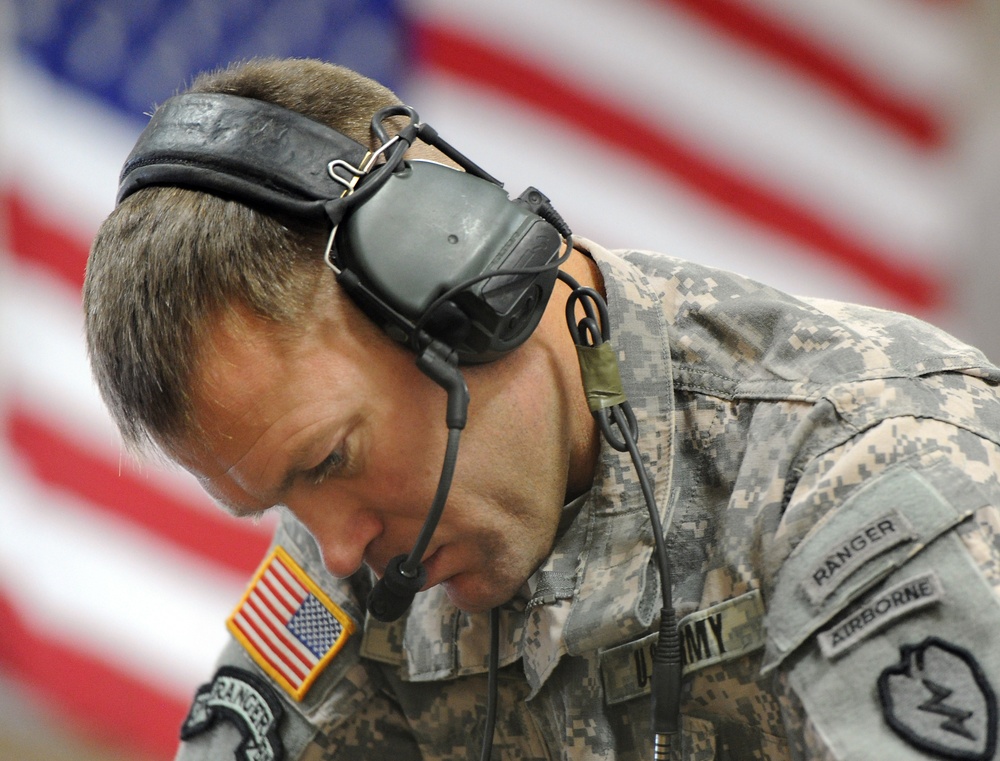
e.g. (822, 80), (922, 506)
(117, 93), (371, 220)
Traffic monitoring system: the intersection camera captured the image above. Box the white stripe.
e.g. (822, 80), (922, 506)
(269, 554), (309, 599)
(232, 610), (306, 688)
(731, 0), (971, 101)
(241, 596), (316, 670)
(260, 565), (303, 613)
(0, 59), (137, 234)
(2, 261), (115, 438)
(0, 458), (244, 696)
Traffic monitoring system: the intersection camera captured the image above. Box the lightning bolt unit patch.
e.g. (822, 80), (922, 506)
(878, 637), (997, 761)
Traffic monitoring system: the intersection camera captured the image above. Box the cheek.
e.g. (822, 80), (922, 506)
(364, 400), (451, 501)
(467, 373), (562, 482)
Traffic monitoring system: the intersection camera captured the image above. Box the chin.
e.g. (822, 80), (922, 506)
(441, 575), (517, 614)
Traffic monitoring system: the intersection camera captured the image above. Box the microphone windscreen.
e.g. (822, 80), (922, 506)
(366, 554), (427, 622)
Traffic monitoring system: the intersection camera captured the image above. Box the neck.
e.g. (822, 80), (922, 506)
(552, 246), (605, 501)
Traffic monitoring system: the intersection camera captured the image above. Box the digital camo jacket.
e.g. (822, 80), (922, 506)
(177, 241), (1000, 761)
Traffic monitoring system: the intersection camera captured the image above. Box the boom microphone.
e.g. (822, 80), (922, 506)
(365, 342), (468, 621)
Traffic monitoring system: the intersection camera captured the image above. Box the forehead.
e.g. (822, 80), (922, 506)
(195, 307), (298, 410)
(171, 295), (387, 503)
(166, 310), (286, 469)
(190, 283), (362, 408)
(174, 306), (324, 475)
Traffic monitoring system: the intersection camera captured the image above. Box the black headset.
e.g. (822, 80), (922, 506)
(117, 92), (682, 755)
(118, 93), (567, 366)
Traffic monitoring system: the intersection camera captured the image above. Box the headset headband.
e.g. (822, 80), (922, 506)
(117, 93), (371, 220)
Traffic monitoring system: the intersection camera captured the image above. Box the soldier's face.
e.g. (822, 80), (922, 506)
(175, 292), (579, 613)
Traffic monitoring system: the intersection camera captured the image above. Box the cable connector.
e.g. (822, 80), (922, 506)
(516, 187), (572, 239)
(651, 606), (682, 760)
(415, 341), (469, 430)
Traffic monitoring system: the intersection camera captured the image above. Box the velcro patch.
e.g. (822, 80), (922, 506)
(600, 590), (765, 705)
(878, 637), (997, 761)
(801, 509), (915, 605)
(228, 546), (354, 701)
(677, 589), (766, 674)
(818, 571), (943, 660)
(181, 666), (285, 761)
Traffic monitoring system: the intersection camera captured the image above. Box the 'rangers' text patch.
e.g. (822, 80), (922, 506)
(181, 666), (285, 761)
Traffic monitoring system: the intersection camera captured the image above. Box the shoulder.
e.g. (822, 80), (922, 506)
(762, 416), (1000, 758)
(175, 512), (379, 760)
(586, 242), (1000, 401)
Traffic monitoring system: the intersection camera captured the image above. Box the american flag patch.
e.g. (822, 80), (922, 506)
(227, 546), (354, 701)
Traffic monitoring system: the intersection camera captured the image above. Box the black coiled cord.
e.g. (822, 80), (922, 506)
(559, 270), (682, 757)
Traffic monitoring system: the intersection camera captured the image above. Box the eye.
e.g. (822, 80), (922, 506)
(305, 448), (346, 486)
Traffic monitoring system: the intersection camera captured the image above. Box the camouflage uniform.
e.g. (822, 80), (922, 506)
(177, 240), (1000, 761)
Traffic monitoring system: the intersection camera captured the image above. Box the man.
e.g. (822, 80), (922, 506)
(85, 58), (1000, 760)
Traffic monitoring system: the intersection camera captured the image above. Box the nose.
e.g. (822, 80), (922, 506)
(287, 494), (384, 578)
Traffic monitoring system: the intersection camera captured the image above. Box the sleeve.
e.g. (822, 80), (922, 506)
(762, 416), (1000, 761)
(173, 513), (422, 761)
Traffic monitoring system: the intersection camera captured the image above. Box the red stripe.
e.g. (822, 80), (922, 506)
(261, 567), (306, 613)
(231, 613), (292, 682)
(0, 590), (185, 760)
(2, 189), (89, 290)
(244, 593), (314, 675)
(412, 22), (946, 312)
(271, 554), (310, 600)
(234, 601), (309, 684)
(231, 615), (300, 688)
(6, 405), (270, 576)
(662, 0), (942, 147)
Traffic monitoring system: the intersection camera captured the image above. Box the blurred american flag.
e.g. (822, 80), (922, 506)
(0, 0), (994, 757)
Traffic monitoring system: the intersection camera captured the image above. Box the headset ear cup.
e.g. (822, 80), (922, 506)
(501, 284), (543, 342)
(423, 300), (472, 348)
(477, 271), (557, 354)
(336, 161), (563, 363)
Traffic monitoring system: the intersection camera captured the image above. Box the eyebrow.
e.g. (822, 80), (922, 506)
(202, 466), (294, 521)
(221, 468), (298, 519)
(269, 440), (325, 503)
(213, 452), (308, 520)
(219, 420), (352, 519)
(209, 489), (274, 521)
